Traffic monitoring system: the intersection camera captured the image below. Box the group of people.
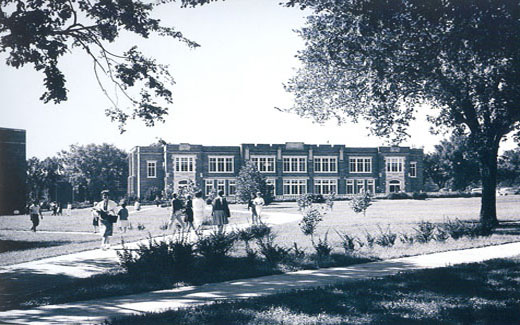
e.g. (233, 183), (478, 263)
(167, 190), (235, 234)
(247, 192), (265, 224)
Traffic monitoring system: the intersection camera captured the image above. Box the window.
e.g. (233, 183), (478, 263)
(251, 156), (276, 172)
(283, 179), (307, 195)
(217, 179), (225, 194)
(266, 178), (276, 196)
(175, 156), (194, 172)
(314, 179), (337, 194)
(346, 179), (355, 194)
(409, 162), (417, 177)
(356, 179), (365, 194)
(147, 161), (157, 178)
(386, 157), (404, 173)
(389, 180), (401, 193)
(209, 156), (234, 173)
(366, 179), (375, 194)
(349, 157), (372, 173)
(283, 156), (307, 173)
(314, 157), (338, 173)
(205, 180), (214, 196)
(228, 180), (236, 196)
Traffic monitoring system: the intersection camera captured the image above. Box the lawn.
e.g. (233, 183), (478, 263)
(106, 255), (520, 324)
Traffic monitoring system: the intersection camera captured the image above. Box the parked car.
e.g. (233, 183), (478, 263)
(470, 187), (482, 194)
(497, 187), (519, 196)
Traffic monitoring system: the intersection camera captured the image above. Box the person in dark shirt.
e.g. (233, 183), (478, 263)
(212, 190), (230, 233)
(184, 195), (195, 232)
(168, 193), (185, 232)
(118, 202), (129, 233)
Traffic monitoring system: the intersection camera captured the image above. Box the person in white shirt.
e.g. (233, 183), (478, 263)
(192, 191), (206, 231)
(29, 200), (42, 232)
(93, 190), (118, 250)
(253, 192), (265, 224)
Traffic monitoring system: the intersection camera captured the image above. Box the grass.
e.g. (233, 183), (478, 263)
(105, 255), (520, 324)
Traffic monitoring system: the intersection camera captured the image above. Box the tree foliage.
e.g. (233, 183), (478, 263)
(26, 156), (64, 201)
(235, 160), (273, 204)
(424, 135), (481, 191)
(59, 143), (128, 201)
(285, 0), (520, 228)
(498, 147), (520, 187)
(0, 0), (213, 132)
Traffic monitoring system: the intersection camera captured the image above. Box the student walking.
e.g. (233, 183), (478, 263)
(211, 190), (230, 233)
(118, 202), (130, 233)
(66, 202), (72, 216)
(93, 190), (118, 250)
(247, 193), (258, 225)
(29, 200), (43, 232)
(253, 192), (265, 224)
(168, 193), (185, 232)
(184, 195), (195, 232)
(91, 201), (99, 233)
(192, 191), (206, 230)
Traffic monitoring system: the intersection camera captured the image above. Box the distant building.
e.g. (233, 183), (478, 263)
(128, 142), (424, 200)
(0, 128), (26, 215)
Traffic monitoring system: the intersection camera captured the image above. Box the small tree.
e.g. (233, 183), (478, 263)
(236, 161), (273, 204)
(350, 191), (372, 217)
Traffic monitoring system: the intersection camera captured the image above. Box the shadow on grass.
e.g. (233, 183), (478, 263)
(0, 239), (71, 253)
(106, 257), (520, 325)
(493, 221), (520, 236)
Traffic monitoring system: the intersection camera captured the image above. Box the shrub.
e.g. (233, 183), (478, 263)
(291, 242), (306, 260)
(137, 223), (146, 231)
(375, 225), (397, 247)
(313, 231), (332, 263)
(118, 236), (174, 276)
(250, 224), (272, 241)
(386, 192), (411, 200)
(196, 231), (237, 264)
(364, 232), (375, 248)
(438, 218), (468, 240)
(257, 234), (290, 265)
(299, 206), (324, 238)
(350, 191), (372, 216)
(414, 221), (436, 243)
(399, 233), (415, 245)
(434, 225), (450, 242)
(336, 230), (357, 252)
(297, 193), (326, 210)
(412, 192), (428, 200)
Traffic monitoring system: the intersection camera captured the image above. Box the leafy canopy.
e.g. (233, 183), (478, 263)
(285, 0), (520, 146)
(0, 0), (216, 132)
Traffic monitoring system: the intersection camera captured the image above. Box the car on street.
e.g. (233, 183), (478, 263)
(470, 187), (482, 194)
(497, 187), (519, 196)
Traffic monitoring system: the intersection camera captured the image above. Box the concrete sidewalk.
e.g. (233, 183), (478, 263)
(1, 241), (519, 325)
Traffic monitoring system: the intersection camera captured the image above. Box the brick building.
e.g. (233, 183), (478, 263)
(128, 142), (424, 200)
(0, 128), (26, 215)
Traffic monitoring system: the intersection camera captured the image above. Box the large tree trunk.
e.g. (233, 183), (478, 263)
(478, 146), (499, 230)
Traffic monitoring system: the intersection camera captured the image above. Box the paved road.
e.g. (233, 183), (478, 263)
(1, 241), (519, 324)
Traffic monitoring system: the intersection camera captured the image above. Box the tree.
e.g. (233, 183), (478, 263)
(0, 0), (213, 132)
(26, 156), (64, 201)
(498, 147), (520, 187)
(350, 191), (372, 217)
(60, 143), (128, 202)
(285, 0), (520, 229)
(424, 136), (481, 191)
(235, 160), (273, 204)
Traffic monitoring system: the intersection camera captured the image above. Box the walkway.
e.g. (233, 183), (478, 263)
(1, 241), (519, 324)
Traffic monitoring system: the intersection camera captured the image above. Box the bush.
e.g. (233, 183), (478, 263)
(313, 232), (332, 264)
(196, 231), (237, 264)
(438, 219), (468, 240)
(375, 226), (397, 247)
(412, 192), (428, 200)
(414, 221), (436, 243)
(434, 225), (450, 242)
(299, 206), (324, 237)
(336, 231), (357, 252)
(297, 193), (326, 210)
(291, 242), (306, 260)
(386, 192), (412, 200)
(350, 191), (372, 216)
(365, 232), (375, 248)
(137, 223), (146, 231)
(257, 234), (291, 265)
(399, 233), (415, 245)
(118, 236), (174, 277)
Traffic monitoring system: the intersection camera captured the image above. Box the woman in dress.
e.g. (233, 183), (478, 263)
(211, 190), (230, 233)
(184, 195), (195, 232)
(192, 191), (206, 231)
(253, 191), (265, 224)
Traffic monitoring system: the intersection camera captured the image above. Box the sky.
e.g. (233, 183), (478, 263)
(1, 0), (515, 159)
